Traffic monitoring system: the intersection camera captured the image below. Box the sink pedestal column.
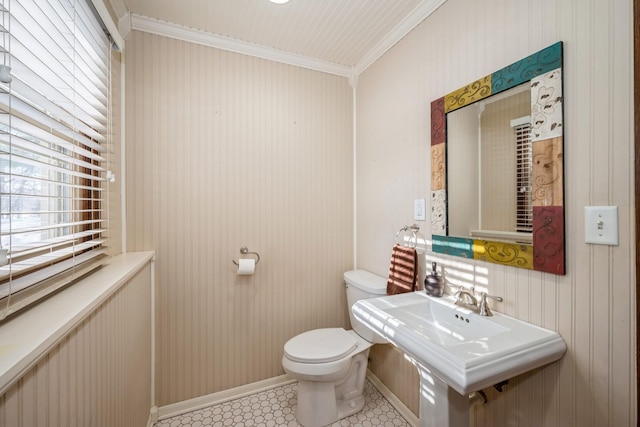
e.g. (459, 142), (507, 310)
(417, 365), (470, 427)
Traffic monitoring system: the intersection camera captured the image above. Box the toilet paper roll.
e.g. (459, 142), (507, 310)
(237, 258), (255, 275)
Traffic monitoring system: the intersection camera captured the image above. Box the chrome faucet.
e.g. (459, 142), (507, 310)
(452, 287), (503, 317)
(454, 288), (478, 307)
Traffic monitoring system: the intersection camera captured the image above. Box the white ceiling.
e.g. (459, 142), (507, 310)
(108, 0), (446, 77)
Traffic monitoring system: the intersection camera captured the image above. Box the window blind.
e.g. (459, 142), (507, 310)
(514, 122), (533, 232)
(0, 0), (111, 319)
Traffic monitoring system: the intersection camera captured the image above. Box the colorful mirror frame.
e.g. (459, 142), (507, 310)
(430, 42), (565, 275)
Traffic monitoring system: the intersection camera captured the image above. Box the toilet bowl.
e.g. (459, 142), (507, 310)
(282, 270), (387, 427)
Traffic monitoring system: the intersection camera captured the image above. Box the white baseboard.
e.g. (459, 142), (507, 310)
(146, 406), (158, 427)
(154, 372), (418, 426)
(366, 370), (419, 427)
(156, 374), (296, 421)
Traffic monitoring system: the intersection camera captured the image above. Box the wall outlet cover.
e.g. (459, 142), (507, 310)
(414, 199), (426, 221)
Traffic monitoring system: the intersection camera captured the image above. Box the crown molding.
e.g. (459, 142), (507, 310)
(130, 14), (353, 78)
(353, 0), (447, 75)
(130, 0), (447, 80)
(118, 13), (132, 40)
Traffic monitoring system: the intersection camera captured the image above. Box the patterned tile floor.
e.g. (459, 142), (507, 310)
(154, 379), (410, 427)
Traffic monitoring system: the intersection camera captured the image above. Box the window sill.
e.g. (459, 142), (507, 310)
(0, 251), (155, 396)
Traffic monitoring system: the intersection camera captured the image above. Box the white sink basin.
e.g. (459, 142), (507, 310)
(354, 291), (566, 426)
(383, 297), (509, 347)
(353, 291), (566, 395)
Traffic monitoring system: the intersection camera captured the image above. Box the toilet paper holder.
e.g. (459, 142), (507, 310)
(232, 247), (260, 266)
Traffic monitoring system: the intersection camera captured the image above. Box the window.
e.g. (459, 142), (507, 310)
(0, 0), (113, 319)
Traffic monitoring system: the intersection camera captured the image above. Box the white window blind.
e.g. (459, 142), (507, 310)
(0, 0), (112, 319)
(514, 121), (533, 232)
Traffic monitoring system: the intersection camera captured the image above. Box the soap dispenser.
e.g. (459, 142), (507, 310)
(425, 262), (444, 297)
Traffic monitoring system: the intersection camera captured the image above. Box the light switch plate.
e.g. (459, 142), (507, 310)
(584, 206), (618, 245)
(414, 199), (426, 221)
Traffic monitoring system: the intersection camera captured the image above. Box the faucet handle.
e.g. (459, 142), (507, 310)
(478, 292), (503, 316)
(449, 283), (475, 294)
(453, 288), (478, 306)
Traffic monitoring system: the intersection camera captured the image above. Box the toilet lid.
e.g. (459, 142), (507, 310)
(284, 328), (357, 363)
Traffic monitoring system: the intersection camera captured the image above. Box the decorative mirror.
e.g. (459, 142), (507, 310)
(430, 42), (565, 274)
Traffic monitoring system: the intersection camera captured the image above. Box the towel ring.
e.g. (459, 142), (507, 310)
(232, 247), (260, 266)
(395, 224), (420, 249)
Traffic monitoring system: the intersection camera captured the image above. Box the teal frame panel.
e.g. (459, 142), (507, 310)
(491, 41), (563, 94)
(432, 235), (474, 259)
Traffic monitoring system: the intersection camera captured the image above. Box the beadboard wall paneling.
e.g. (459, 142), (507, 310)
(0, 263), (152, 427)
(125, 31), (354, 406)
(357, 0), (635, 426)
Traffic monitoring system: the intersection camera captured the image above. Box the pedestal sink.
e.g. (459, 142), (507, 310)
(352, 292), (566, 427)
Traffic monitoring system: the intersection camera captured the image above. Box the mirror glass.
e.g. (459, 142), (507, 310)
(430, 42), (565, 274)
(447, 83), (532, 243)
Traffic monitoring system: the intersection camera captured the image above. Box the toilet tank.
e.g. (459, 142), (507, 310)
(344, 269), (388, 343)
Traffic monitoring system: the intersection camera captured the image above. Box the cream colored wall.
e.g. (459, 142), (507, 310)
(124, 31), (354, 406)
(0, 263), (152, 427)
(357, 0), (635, 426)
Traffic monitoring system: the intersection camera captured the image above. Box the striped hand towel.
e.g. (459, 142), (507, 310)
(386, 244), (418, 295)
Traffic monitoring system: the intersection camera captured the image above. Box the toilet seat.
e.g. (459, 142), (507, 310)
(284, 328), (357, 363)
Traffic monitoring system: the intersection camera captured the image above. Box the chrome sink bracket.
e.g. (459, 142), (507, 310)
(493, 380), (509, 392)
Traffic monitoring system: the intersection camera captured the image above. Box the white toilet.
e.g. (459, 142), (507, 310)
(282, 269), (387, 427)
